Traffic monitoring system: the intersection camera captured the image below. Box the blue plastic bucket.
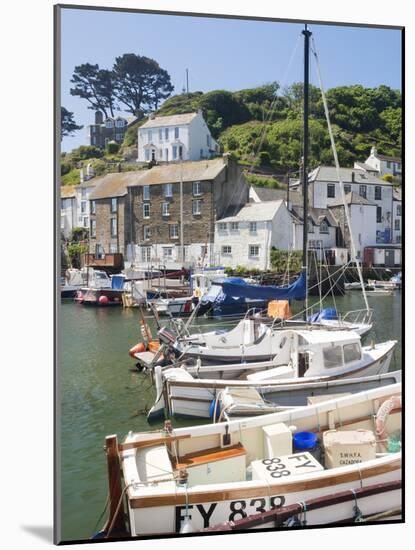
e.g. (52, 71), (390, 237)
(293, 431), (318, 451)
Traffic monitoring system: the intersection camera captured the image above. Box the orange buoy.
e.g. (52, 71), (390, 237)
(129, 342), (146, 357)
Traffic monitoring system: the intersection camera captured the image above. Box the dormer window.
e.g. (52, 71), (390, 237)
(105, 119), (113, 129)
(319, 221), (329, 234)
(115, 119), (125, 128)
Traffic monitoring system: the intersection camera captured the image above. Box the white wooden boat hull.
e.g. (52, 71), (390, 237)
(120, 384), (401, 535)
(148, 341), (397, 421)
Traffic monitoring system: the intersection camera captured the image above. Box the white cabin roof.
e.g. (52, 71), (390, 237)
(297, 329), (361, 345)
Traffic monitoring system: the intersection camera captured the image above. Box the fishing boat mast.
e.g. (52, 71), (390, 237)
(302, 24), (312, 320)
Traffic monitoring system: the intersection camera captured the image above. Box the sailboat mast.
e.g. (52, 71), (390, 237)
(302, 24), (312, 320)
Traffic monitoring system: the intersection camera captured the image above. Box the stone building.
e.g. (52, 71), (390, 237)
(88, 111), (137, 149)
(87, 154), (248, 268)
(127, 154), (247, 267)
(88, 172), (132, 257)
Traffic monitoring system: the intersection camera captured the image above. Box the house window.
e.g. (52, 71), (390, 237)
(164, 183), (173, 197)
(230, 222), (239, 231)
(165, 148), (169, 161)
(319, 221), (329, 234)
(222, 246), (232, 255)
(169, 224), (179, 239)
(83, 217), (89, 228)
(81, 201), (87, 214)
(386, 161), (391, 168)
(91, 200), (96, 214)
(376, 206), (382, 223)
(395, 219), (400, 231)
(110, 218), (117, 237)
(396, 235), (401, 243)
(343, 184), (351, 195)
(250, 222), (257, 233)
(249, 245), (260, 257)
(115, 119), (125, 128)
(218, 222), (227, 231)
(162, 202), (170, 216)
(143, 185), (150, 201)
(174, 127), (179, 139)
(375, 186), (382, 200)
(143, 203), (150, 218)
(143, 225), (150, 241)
(163, 247), (173, 259)
(105, 119), (113, 128)
(396, 204), (401, 216)
(95, 244), (104, 259)
(172, 145), (178, 160)
(193, 200), (202, 215)
(159, 128), (163, 141)
(193, 181), (202, 196)
(327, 184), (335, 198)
(111, 198), (117, 213)
(90, 219), (96, 238)
(148, 130), (152, 143)
(308, 221), (314, 233)
(359, 185), (367, 199)
(141, 246), (151, 262)
(115, 133), (123, 141)
(165, 128), (169, 140)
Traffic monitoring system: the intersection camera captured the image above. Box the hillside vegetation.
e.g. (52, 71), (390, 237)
(61, 82), (401, 185)
(151, 83), (402, 171)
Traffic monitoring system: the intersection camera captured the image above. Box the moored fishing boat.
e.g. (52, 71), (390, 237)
(100, 384), (401, 536)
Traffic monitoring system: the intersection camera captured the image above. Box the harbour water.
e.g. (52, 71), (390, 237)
(59, 292), (402, 542)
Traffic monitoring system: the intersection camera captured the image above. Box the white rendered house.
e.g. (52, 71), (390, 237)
(214, 200), (294, 270)
(364, 146), (401, 178)
(137, 110), (219, 163)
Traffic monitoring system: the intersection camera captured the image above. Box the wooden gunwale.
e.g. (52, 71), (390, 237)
(119, 434), (191, 452)
(199, 479), (402, 531)
(129, 457), (400, 508)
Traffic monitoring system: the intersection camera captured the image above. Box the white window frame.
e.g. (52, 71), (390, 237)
(174, 127), (179, 139)
(143, 225), (150, 241)
(192, 199), (202, 215)
(221, 245), (232, 255)
(169, 224), (179, 239)
(111, 198), (117, 213)
(396, 204), (401, 216)
(90, 219), (96, 238)
(115, 119), (125, 128)
(162, 202), (170, 216)
(230, 222), (239, 231)
(249, 221), (257, 233)
(164, 183), (173, 198)
(159, 128), (163, 141)
(143, 185), (150, 201)
(105, 119), (113, 129)
(91, 200), (96, 214)
(249, 244), (260, 257)
(192, 181), (202, 196)
(163, 247), (173, 259)
(141, 246), (151, 262)
(81, 200), (87, 214)
(143, 203), (150, 219)
(218, 222), (227, 231)
(165, 128), (169, 141)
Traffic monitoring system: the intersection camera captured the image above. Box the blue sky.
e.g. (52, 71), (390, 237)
(60, 8), (402, 152)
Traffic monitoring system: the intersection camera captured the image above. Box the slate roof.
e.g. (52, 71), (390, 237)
(140, 112), (198, 129)
(354, 161), (379, 172)
(89, 172), (134, 200)
(60, 185), (76, 198)
(376, 153), (401, 163)
(310, 165), (391, 185)
(329, 191), (377, 207)
(251, 186), (303, 206)
(291, 206), (339, 227)
(129, 157), (226, 186)
(217, 200), (284, 223)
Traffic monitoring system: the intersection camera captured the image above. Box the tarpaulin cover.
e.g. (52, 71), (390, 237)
(214, 271), (307, 302)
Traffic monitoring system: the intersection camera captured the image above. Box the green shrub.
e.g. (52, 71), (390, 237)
(71, 145), (104, 162)
(70, 227), (89, 242)
(106, 141), (120, 154)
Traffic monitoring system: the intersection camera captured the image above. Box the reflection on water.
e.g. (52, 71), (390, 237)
(59, 292), (401, 541)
